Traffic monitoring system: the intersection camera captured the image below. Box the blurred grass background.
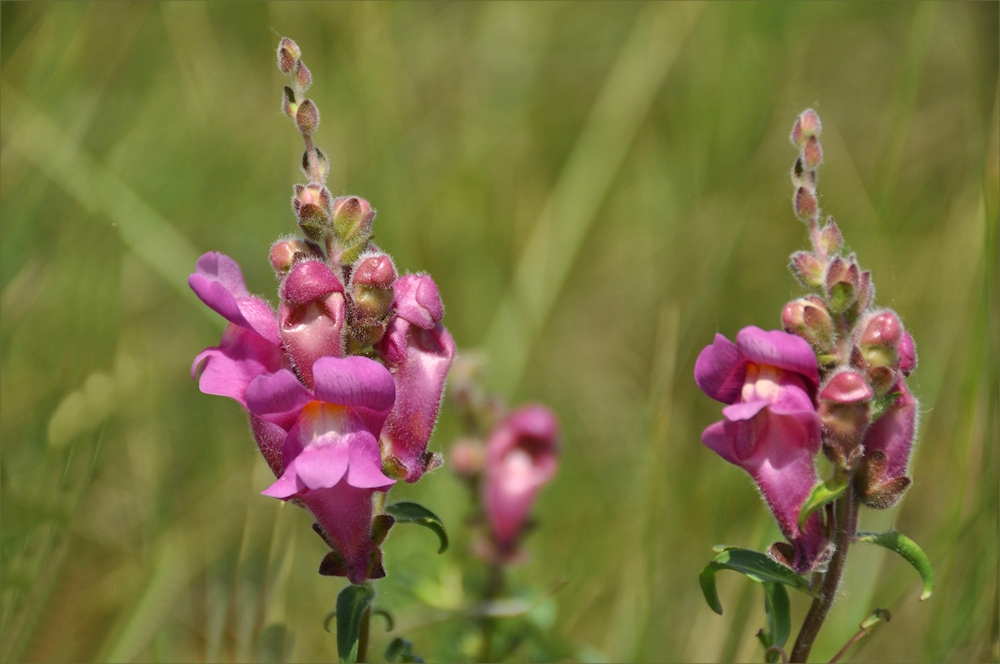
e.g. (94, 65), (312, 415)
(1, 2), (997, 662)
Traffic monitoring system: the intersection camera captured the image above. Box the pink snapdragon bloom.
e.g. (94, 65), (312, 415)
(482, 406), (560, 554)
(376, 274), (456, 482)
(190, 252), (291, 475)
(249, 355), (396, 583)
(694, 326), (828, 573)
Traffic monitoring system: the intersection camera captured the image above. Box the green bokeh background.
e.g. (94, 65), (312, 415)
(2, 2), (997, 662)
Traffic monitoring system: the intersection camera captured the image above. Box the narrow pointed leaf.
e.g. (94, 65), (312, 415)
(699, 547), (812, 615)
(336, 584), (375, 662)
(856, 531), (934, 600)
(798, 478), (846, 531)
(385, 502), (449, 553)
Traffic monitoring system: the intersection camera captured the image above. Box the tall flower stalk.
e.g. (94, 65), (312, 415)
(695, 110), (933, 663)
(191, 38), (454, 662)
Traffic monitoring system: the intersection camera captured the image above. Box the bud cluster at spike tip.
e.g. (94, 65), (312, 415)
(189, 38), (455, 584)
(694, 109), (921, 573)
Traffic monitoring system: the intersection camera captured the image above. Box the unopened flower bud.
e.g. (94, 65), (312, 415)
(296, 99), (319, 136)
(269, 237), (318, 276)
(898, 331), (917, 376)
(819, 218), (843, 255)
(859, 311), (903, 368)
(300, 146), (330, 184)
(782, 296), (834, 351)
(855, 450), (912, 509)
(866, 365), (896, 396)
(293, 184), (332, 242)
(856, 270), (875, 312)
(789, 251), (824, 290)
(826, 256), (859, 314)
(450, 438), (484, 478)
(277, 38), (300, 75)
(818, 369), (873, 463)
(296, 61), (311, 92)
(348, 252), (398, 345)
(794, 186), (818, 220)
(332, 196), (375, 242)
(803, 135), (823, 169)
(790, 108), (822, 148)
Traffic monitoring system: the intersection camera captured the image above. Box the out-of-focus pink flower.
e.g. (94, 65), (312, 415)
(250, 355), (397, 583)
(375, 274), (455, 482)
(482, 406), (559, 554)
(695, 326), (828, 573)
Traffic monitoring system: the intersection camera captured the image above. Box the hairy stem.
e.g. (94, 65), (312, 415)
(790, 483), (858, 662)
(357, 606), (371, 663)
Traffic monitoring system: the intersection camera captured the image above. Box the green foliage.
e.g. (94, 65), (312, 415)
(384, 502), (449, 554)
(699, 547), (812, 615)
(798, 478), (847, 532)
(856, 531), (935, 601)
(0, 3), (995, 662)
(336, 584), (375, 663)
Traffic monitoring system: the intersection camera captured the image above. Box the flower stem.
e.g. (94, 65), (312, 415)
(357, 606), (371, 663)
(478, 562), (505, 663)
(790, 482), (858, 662)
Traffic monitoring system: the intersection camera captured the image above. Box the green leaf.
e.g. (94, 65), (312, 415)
(385, 502), (449, 554)
(856, 531), (934, 600)
(870, 391), (903, 422)
(336, 584), (375, 662)
(763, 582), (791, 650)
(699, 547), (812, 615)
(798, 478), (846, 531)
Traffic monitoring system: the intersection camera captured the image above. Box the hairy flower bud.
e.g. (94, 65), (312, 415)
(818, 369), (873, 466)
(826, 256), (860, 314)
(296, 99), (319, 136)
(296, 61), (311, 92)
(803, 135), (823, 170)
(859, 310), (903, 369)
(292, 183), (332, 242)
(348, 251), (397, 346)
(269, 237), (319, 276)
(301, 147), (330, 184)
(789, 251), (824, 290)
(819, 218), (843, 256)
(898, 331), (917, 376)
(278, 261), (346, 386)
(782, 296), (834, 352)
(790, 108), (822, 148)
(794, 186), (818, 221)
(277, 38), (300, 75)
(329, 196), (375, 264)
(282, 86), (297, 118)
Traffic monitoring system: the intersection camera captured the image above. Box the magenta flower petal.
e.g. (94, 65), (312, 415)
(393, 274), (444, 330)
(249, 414), (288, 476)
(722, 400), (769, 422)
(694, 333), (745, 403)
(192, 324), (287, 408)
(262, 465), (306, 498)
(292, 440), (351, 490)
(246, 369), (314, 419)
(736, 326), (820, 387)
(189, 252), (281, 346)
(347, 439), (396, 490)
(863, 380), (917, 480)
(482, 406), (560, 550)
(280, 260), (344, 305)
(312, 356), (396, 415)
(279, 293), (347, 387)
(377, 317), (456, 482)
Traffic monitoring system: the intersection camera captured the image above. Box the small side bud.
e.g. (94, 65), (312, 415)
(819, 218), (843, 255)
(790, 108), (822, 148)
(302, 147), (330, 184)
(826, 256), (859, 314)
(332, 196), (375, 246)
(803, 135), (823, 169)
(278, 38), (300, 75)
(269, 237), (318, 276)
(782, 296), (834, 351)
(855, 451), (912, 509)
(855, 270), (875, 312)
(789, 251), (825, 290)
(282, 86), (297, 118)
(296, 61), (312, 92)
(296, 99), (319, 136)
(898, 331), (917, 376)
(859, 310), (903, 368)
(794, 187), (818, 220)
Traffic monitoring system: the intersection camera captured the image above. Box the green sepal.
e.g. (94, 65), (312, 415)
(385, 502), (449, 554)
(336, 583), (375, 662)
(699, 547), (812, 615)
(870, 391), (903, 423)
(798, 478), (846, 532)
(856, 531), (934, 600)
(385, 637), (424, 663)
(371, 514), (395, 546)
